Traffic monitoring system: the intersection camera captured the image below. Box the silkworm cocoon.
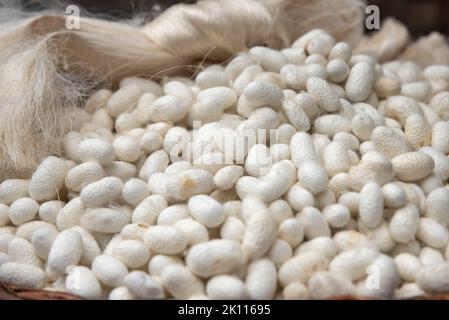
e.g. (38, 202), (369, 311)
(305, 54), (326, 67)
(401, 81), (431, 102)
(65, 265), (102, 299)
(65, 162), (104, 193)
(113, 240), (150, 269)
(224, 54), (253, 80)
(147, 254), (183, 277)
(220, 215), (245, 244)
(241, 80), (283, 110)
(322, 204), (350, 229)
(148, 95), (188, 123)
(423, 65), (449, 81)
(281, 99), (310, 131)
(314, 114), (351, 138)
(240, 197), (277, 260)
(56, 197), (84, 231)
(430, 92), (449, 120)
(174, 219), (209, 245)
(92, 255), (128, 287)
(322, 141), (351, 177)
(147, 173), (168, 197)
(70, 226), (101, 266)
(80, 177), (123, 208)
(328, 173), (351, 195)
(132, 194), (167, 225)
(106, 84), (142, 117)
(0, 252), (9, 266)
(154, 205), (188, 226)
(394, 253), (421, 282)
(114, 111), (140, 132)
(31, 226), (58, 260)
(283, 282), (310, 300)
(278, 218), (304, 248)
(9, 197), (39, 226)
(161, 264), (204, 299)
(244, 259), (277, 300)
(0, 179), (29, 205)
(382, 183), (407, 208)
(187, 195), (224, 228)
(0, 262), (45, 290)
(120, 76), (162, 96)
(46, 229), (83, 278)
(165, 169), (215, 201)
(351, 114), (375, 142)
(297, 162), (328, 194)
(298, 207), (331, 239)
(112, 136), (141, 162)
(391, 152), (434, 182)
(328, 42), (352, 62)
(420, 173), (443, 196)
(267, 239), (292, 267)
(138, 150), (169, 181)
(249, 46), (287, 73)
(329, 247), (379, 281)
(306, 77), (340, 112)
(121, 178), (149, 207)
(419, 247), (444, 267)
(332, 230), (370, 252)
(281, 47), (306, 65)
(212, 165), (243, 191)
(85, 89), (112, 113)
(358, 255), (399, 299)
(120, 223), (146, 241)
(206, 275), (248, 300)
(254, 72), (286, 90)
(279, 252), (328, 286)
(233, 65), (263, 95)
(374, 76), (401, 98)
(425, 188), (449, 227)
(395, 283), (425, 299)
(359, 182), (383, 229)
(389, 204), (420, 243)
(308, 271), (355, 299)
(315, 189), (336, 210)
(109, 286), (134, 300)
(8, 237), (42, 268)
(81, 208), (130, 234)
(337, 193), (359, 216)
(290, 133), (319, 169)
(0, 204), (9, 227)
(267, 200), (292, 226)
(431, 121), (449, 154)
(164, 161), (192, 176)
(345, 62), (375, 102)
(420, 102), (441, 125)
(385, 96), (423, 125)
(186, 239), (243, 277)
(417, 262), (449, 294)
(404, 114), (431, 149)
(348, 160), (393, 192)
(370, 126), (410, 159)
(417, 218), (449, 249)
(143, 225), (187, 255)
(293, 93), (319, 122)
(140, 131), (163, 155)
(105, 161), (137, 181)
(0, 228), (16, 253)
(253, 160), (296, 202)
(28, 156), (69, 201)
(195, 67), (229, 90)
(326, 59), (349, 83)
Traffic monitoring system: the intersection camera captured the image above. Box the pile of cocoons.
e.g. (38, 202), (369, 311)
(2, 28), (449, 300)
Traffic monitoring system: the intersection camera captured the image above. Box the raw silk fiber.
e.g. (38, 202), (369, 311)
(0, 0), (365, 179)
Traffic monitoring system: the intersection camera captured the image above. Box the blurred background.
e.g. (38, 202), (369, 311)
(19, 0), (449, 37)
